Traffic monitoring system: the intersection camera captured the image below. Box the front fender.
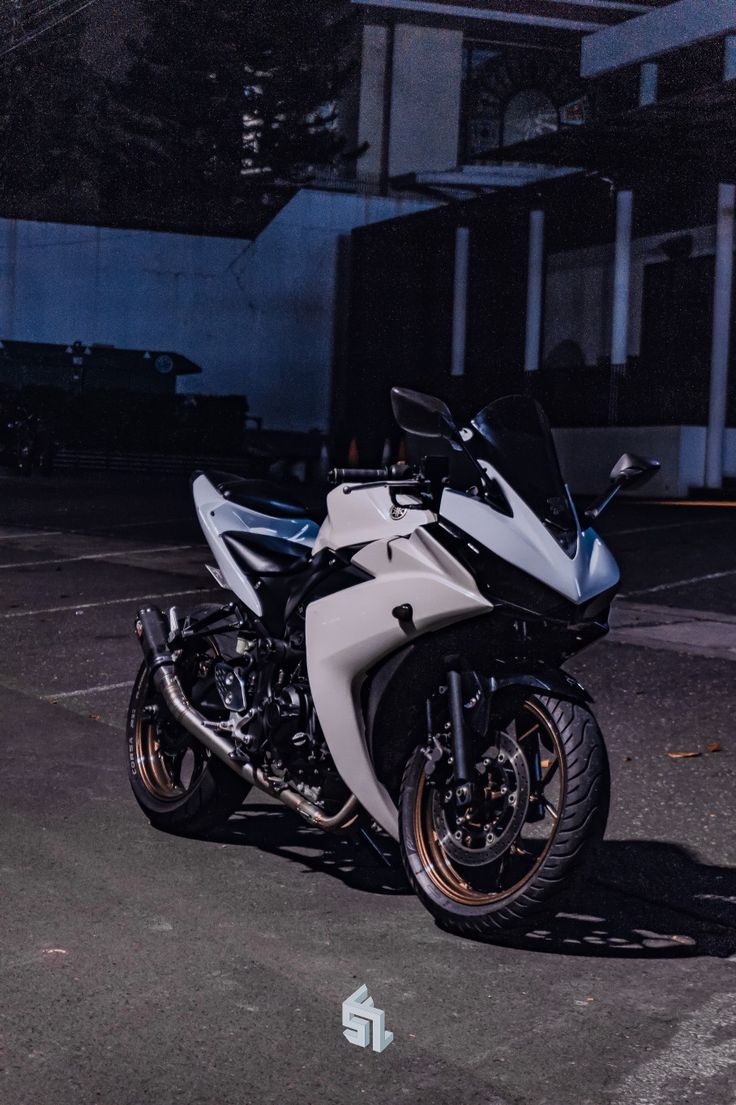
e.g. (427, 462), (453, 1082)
(490, 668), (592, 704)
(363, 619), (593, 810)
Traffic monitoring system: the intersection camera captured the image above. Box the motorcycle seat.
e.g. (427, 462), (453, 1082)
(201, 470), (312, 520)
(222, 531), (310, 577)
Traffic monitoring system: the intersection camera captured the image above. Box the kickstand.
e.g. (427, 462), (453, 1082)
(357, 825), (401, 869)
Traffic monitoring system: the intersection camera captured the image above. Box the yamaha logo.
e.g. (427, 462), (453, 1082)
(389, 505), (407, 520)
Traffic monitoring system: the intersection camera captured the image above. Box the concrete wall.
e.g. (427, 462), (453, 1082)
(0, 190), (433, 433)
(357, 22), (464, 183)
(553, 423), (736, 497)
(544, 222), (717, 366)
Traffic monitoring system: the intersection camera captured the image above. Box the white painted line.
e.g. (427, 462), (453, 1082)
(96, 517), (190, 531)
(0, 586), (218, 619)
(0, 543), (196, 570)
(615, 600), (736, 625)
(616, 993), (736, 1104)
(610, 517), (727, 537)
(43, 681), (134, 700)
(623, 567), (736, 598)
(0, 529), (64, 541)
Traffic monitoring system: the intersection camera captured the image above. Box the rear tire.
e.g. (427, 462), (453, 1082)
(126, 625), (250, 835)
(399, 694), (609, 938)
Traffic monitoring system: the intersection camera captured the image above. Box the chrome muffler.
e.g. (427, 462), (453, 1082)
(135, 605), (358, 833)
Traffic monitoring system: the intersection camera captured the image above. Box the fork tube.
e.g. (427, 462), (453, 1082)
(447, 670), (470, 785)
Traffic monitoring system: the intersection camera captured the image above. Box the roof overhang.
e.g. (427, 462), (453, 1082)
(352, 0), (654, 34)
(390, 162), (579, 200)
(581, 0), (736, 77)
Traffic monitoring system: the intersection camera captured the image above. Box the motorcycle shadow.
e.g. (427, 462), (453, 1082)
(206, 801), (412, 895)
(207, 808), (736, 956)
(489, 838), (736, 959)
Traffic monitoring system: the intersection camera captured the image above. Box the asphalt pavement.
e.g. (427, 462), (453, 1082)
(1, 471), (736, 1105)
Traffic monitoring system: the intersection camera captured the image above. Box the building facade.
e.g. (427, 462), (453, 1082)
(336, 0), (736, 495)
(349, 0), (660, 189)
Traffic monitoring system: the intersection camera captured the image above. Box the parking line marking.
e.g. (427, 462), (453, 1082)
(649, 499), (736, 507)
(610, 517), (728, 537)
(0, 543), (196, 570)
(98, 517), (190, 530)
(0, 586), (219, 619)
(0, 529), (64, 540)
(623, 567), (736, 598)
(43, 681), (134, 700)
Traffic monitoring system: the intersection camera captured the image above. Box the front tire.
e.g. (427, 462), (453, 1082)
(399, 694), (609, 938)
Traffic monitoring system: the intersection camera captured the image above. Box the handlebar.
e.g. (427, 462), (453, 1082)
(328, 463), (413, 485)
(329, 467), (388, 483)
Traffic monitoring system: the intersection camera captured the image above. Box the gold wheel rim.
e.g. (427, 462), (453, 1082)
(413, 700), (566, 906)
(133, 673), (201, 802)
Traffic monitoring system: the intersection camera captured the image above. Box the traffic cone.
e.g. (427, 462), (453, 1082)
(381, 438), (392, 466)
(318, 441), (330, 480)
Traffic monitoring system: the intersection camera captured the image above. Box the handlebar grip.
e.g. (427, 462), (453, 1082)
(329, 467), (389, 484)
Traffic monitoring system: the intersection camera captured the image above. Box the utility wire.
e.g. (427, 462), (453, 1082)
(0, 0), (100, 60)
(13, 0), (85, 26)
(0, 27), (82, 72)
(0, 0), (75, 40)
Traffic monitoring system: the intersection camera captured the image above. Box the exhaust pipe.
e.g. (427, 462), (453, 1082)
(135, 606), (358, 833)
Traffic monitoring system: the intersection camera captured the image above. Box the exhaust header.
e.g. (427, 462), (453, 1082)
(133, 604), (358, 834)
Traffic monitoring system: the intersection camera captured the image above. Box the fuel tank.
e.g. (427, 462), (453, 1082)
(312, 484), (435, 554)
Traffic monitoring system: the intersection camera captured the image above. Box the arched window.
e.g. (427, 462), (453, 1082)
(502, 89), (559, 147)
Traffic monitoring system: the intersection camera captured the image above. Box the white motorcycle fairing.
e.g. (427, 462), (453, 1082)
(440, 478), (619, 607)
(306, 524), (492, 839)
(191, 473), (319, 617)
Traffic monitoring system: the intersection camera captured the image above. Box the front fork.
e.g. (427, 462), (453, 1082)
(447, 670), (474, 808)
(436, 669), (546, 821)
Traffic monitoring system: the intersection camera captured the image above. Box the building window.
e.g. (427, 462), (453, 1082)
(461, 43), (588, 161)
(502, 88), (559, 147)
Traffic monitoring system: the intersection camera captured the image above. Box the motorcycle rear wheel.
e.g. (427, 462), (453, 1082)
(125, 625), (250, 835)
(399, 694), (609, 937)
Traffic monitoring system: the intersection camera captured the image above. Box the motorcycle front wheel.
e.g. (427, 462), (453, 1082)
(399, 694), (609, 938)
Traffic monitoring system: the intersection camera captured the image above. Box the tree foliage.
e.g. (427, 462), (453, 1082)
(0, 11), (102, 219)
(105, 0), (355, 230)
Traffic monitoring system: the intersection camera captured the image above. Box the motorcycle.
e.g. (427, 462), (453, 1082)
(127, 387), (659, 937)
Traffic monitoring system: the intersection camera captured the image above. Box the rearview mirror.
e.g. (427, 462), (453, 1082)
(609, 452), (661, 490)
(585, 452), (661, 521)
(391, 387), (456, 439)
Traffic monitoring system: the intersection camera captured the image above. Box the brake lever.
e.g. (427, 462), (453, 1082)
(342, 479), (426, 495)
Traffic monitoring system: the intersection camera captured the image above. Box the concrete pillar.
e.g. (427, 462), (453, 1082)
(388, 25), (464, 178)
(524, 209), (545, 373)
(609, 189), (633, 423)
(724, 35), (736, 81)
(705, 182), (736, 489)
(611, 189), (633, 369)
(450, 227), (470, 377)
(639, 63), (658, 106)
(356, 23), (391, 186)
